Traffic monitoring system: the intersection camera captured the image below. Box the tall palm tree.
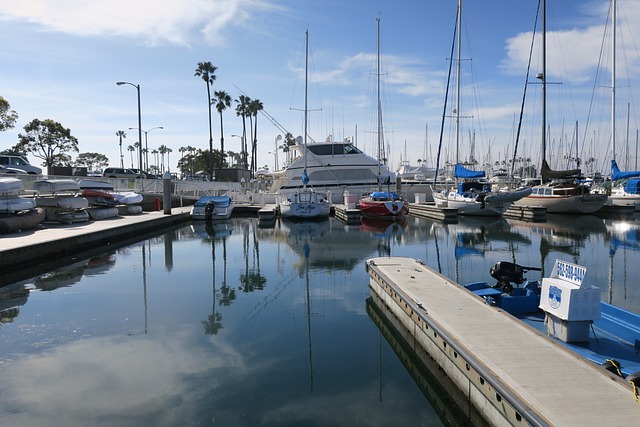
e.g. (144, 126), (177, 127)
(158, 144), (168, 173)
(248, 99), (263, 174)
(214, 90), (232, 171)
(194, 61), (218, 179)
(235, 95), (251, 170)
(116, 130), (126, 168)
(127, 144), (136, 168)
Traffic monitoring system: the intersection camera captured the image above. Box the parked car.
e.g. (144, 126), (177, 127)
(129, 169), (158, 179)
(0, 155), (42, 174)
(0, 165), (27, 175)
(102, 167), (139, 178)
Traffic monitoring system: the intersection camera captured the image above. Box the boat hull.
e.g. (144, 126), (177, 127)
(0, 208), (45, 234)
(432, 191), (510, 216)
(515, 193), (607, 214)
(279, 189), (330, 219)
(359, 199), (409, 219)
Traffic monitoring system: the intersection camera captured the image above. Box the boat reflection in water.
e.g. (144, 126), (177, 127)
(1, 215), (640, 426)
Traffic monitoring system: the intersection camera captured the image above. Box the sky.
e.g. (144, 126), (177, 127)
(1, 0), (640, 176)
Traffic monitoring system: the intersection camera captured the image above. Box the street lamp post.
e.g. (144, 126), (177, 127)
(130, 126), (163, 173)
(231, 134), (244, 169)
(116, 81), (143, 178)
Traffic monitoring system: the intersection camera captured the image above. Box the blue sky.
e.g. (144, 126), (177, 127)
(1, 0), (639, 175)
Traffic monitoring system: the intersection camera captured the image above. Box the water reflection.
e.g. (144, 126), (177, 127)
(1, 215), (640, 425)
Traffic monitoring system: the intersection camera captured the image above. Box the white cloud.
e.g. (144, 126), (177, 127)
(0, 0), (282, 46)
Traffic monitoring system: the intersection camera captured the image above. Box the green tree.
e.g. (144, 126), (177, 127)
(17, 119), (79, 173)
(0, 96), (18, 132)
(194, 61), (218, 179)
(75, 152), (110, 171)
(214, 90), (231, 170)
(235, 95), (251, 170)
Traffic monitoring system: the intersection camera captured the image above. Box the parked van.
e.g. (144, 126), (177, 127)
(0, 155), (42, 174)
(102, 167), (138, 178)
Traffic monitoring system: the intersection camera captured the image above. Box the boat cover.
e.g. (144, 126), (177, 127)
(194, 196), (232, 207)
(623, 178), (640, 195)
(541, 159), (580, 183)
(612, 160), (640, 181)
(454, 163), (485, 179)
(369, 191), (401, 200)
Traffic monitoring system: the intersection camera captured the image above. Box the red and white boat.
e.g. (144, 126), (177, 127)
(359, 191), (409, 219)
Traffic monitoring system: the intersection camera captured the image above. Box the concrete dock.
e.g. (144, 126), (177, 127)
(366, 256), (640, 427)
(0, 207), (192, 281)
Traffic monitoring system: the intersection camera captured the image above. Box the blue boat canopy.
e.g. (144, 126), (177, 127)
(454, 163), (485, 179)
(370, 191), (401, 201)
(624, 178), (640, 195)
(611, 160), (640, 181)
(194, 195), (232, 207)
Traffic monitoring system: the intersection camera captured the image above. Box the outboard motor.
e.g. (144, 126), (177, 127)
(490, 261), (541, 295)
(204, 200), (215, 220)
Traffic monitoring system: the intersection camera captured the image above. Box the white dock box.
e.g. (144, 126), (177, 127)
(539, 260), (600, 342)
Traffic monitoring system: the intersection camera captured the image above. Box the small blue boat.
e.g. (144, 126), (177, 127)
(464, 260), (640, 382)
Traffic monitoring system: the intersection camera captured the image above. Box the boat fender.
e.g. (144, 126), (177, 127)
(602, 359), (623, 378)
(626, 371), (640, 403)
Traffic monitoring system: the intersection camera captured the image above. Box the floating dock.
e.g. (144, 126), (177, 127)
(504, 205), (547, 221)
(409, 202), (458, 223)
(332, 204), (362, 224)
(366, 256), (640, 427)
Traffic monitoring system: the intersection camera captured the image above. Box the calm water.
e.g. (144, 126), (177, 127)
(1, 213), (639, 426)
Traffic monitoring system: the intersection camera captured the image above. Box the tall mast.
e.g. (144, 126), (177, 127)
(611, 0), (617, 161)
(455, 0), (462, 163)
(541, 0), (547, 164)
(376, 16), (384, 171)
(304, 30), (309, 188)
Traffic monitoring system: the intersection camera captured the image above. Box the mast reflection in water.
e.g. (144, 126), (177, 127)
(0, 214), (639, 426)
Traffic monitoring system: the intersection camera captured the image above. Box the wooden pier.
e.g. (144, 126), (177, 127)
(366, 257), (640, 427)
(409, 202), (458, 223)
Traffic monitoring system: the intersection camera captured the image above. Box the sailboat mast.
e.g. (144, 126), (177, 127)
(455, 0), (462, 163)
(541, 0), (547, 164)
(304, 30), (309, 188)
(376, 16), (383, 172)
(611, 0), (617, 161)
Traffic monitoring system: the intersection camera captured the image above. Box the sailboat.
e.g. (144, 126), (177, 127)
(431, 0), (531, 217)
(601, 0), (640, 211)
(279, 30), (331, 220)
(514, 0), (607, 214)
(359, 17), (409, 220)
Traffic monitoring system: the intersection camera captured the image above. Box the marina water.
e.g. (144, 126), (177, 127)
(1, 213), (639, 426)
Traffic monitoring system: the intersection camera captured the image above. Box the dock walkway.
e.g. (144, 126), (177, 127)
(366, 256), (639, 427)
(0, 208), (192, 277)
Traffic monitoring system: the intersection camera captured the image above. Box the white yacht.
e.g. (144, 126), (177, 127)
(270, 139), (396, 204)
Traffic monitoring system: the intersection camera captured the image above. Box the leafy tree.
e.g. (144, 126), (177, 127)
(0, 96), (18, 132)
(17, 119), (79, 173)
(75, 152), (109, 171)
(194, 61), (218, 179)
(213, 90), (231, 170)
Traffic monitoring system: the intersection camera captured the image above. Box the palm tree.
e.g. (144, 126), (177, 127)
(214, 90), (232, 171)
(116, 130), (126, 168)
(166, 147), (173, 172)
(248, 98), (264, 175)
(194, 61), (218, 179)
(235, 95), (251, 170)
(127, 145), (136, 168)
(158, 144), (168, 173)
